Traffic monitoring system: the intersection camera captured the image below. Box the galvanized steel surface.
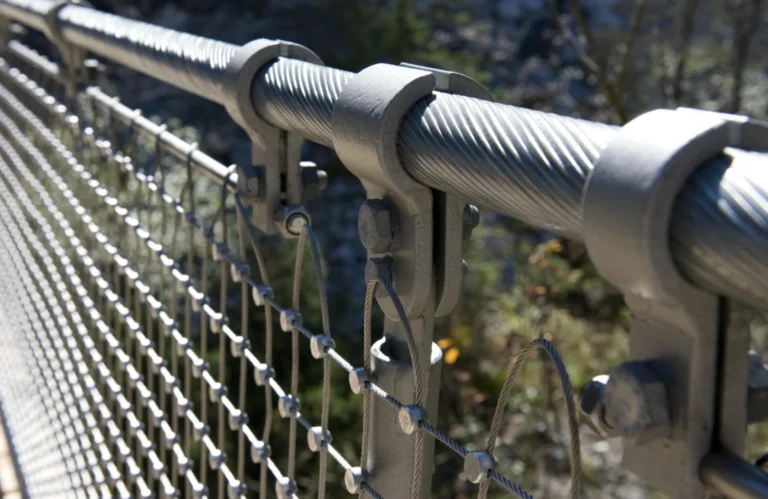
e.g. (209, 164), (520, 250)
(57, 4), (238, 103)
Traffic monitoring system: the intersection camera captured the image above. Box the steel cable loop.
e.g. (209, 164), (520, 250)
(0, 63), (374, 499)
(56, 3), (238, 103)
(360, 273), (425, 499)
(479, 338), (580, 499)
(0, 155), (164, 497)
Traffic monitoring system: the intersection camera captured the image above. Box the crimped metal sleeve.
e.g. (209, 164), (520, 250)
(56, 4), (238, 103)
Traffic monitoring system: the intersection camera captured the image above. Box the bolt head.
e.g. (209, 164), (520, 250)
(603, 361), (670, 441)
(358, 199), (397, 254)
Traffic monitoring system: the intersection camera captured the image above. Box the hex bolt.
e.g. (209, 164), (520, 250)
(398, 405), (426, 435)
(344, 467), (365, 494)
(307, 426), (332, 452)
(286, 212), (309, 236)
(580, 374), (615, 438)
(348, 367), (370, 394)
(276, 477), (297, 499)
(463, 204), (480, 240)
(603, 361), (671, 442)
(358, 199), (398, 254)
(310, 334), (335, 359)
(250, 441), (271, 463)
(464, 451), (494, 484)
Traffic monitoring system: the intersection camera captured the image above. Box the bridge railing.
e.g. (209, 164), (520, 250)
(0, 1), (766, 498)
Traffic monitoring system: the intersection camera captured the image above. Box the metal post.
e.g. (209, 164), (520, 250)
(580, 109), (768, 497)
(331, 63), (486, 498)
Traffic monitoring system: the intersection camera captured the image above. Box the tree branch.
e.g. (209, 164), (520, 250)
(727, 0), (764, 113)
(615, 0), (648, 111)
(670, 0), (700, 106)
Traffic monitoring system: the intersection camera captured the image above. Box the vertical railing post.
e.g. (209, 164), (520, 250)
(331, 63), (487, 498)
(580, 109), (768, 498)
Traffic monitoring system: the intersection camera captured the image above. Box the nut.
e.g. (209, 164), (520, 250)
(603, 361), (671, 442)
(580, 374), (614, 437)
(358, 199), (398, 254)
(463, 204), (480, 240)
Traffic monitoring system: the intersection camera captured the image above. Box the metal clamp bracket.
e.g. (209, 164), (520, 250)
(42, 1), (93, 96)
(582, 107), (768, 498)
(331, 62), (487, 498)
(222, 39), (326, 236)
(332, 62), (486, 319)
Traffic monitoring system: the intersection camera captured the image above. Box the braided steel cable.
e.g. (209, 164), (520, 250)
(478, 338), (581, 499)
(56, 3), (238, 103)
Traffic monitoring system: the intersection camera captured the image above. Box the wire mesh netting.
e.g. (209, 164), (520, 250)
(0, 42), (582, 499)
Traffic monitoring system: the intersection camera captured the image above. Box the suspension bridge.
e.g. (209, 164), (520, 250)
(0, 0), (766, 498)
